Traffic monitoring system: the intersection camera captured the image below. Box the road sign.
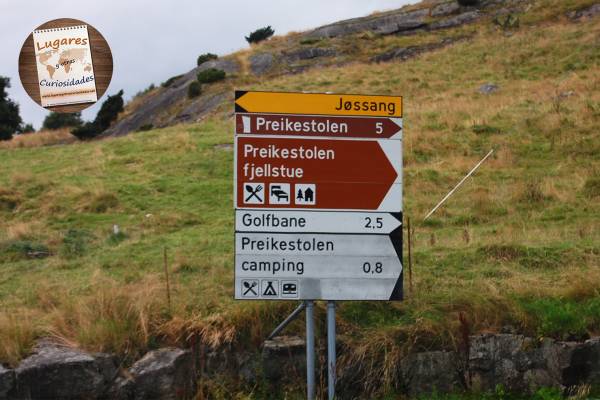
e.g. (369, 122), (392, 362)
(235, 210), (402, 234)
(235, 91), (402, 117)
(235, 136), (401, 211)
(235, 233), (400, 256)
(236, 113), (402, 139)
(234, 90), (403, 301)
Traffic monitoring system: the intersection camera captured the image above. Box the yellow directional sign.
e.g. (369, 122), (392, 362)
(235, 90), (402, 117)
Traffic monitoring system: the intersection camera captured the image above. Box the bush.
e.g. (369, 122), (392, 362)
(0, 76), (22, 141)
(137, 123), (153, 132)
(197, 68), (226, 84)
(71, 90), (124, 140)
(245, 26), (274, 44)
(18, 123), (35, 134)
(583, 177), (600, 198)
(197, 53), (217, 66)
(161, 75), (183, 88)
(457, 0), (478, 5)
(187, 81), (202, 98)
(42, 112), (83, 130)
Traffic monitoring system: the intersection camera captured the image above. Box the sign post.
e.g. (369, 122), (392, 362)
(234, 90), (403, 399)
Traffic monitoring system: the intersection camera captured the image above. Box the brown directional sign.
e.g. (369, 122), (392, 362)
(235, 113), (402, 139)
(235, 136), (401, 210)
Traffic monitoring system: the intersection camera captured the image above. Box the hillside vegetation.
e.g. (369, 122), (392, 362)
(0, 0), (599, 397)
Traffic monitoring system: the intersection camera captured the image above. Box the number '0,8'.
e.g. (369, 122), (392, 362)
(363, 262), (383, 274)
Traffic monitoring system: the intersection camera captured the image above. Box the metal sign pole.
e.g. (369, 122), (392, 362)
(327, 301), (336, 400)
(306, 300), (316, 400)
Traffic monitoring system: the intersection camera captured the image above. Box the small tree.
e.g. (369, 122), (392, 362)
(42, 112), (83, 130)
(245, 26), (274, 44)
(0, 76), (22, 141)
(187, 81), (202, 98)
(71, 90), (124, 140)
(197, 53), (218, 66)
(18, 123), (35, 134)
(457, 0), (478, 6)
(197, 68), (226, 84)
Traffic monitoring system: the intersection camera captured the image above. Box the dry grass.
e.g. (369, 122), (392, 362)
(0, 129), (76, 149)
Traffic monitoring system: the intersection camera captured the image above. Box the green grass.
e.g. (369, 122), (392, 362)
(1, 0), (600, 397)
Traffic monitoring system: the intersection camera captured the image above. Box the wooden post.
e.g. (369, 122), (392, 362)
(163, 247), (171, 312)
(407, 217), (413, 294)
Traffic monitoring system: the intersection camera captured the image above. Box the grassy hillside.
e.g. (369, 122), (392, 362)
(1, 0), (599, 398)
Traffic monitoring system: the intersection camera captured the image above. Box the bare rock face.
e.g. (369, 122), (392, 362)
(249, 53), (277, 76)
(0, 365), (14, 399)
(431, 1), (461, 17)
(305, 8), (429, 38)
(101, 58), (239, 137)
(430, 11), (481, 30)
(129, 348), (195, 400)
(262, 336), (306, 381)
(400, 351), (463, 396)
(567, 3), (600, 20)
(282, 47), (337, 63)
(12, 342), (115, 400)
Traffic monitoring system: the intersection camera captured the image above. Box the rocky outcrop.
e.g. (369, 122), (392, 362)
(567, 3), (600, 20)
(282, 47), (337, 63)
(10, 341), (115, 399)
(4, 335), (600, 398)
(262, 336), (305, 381)
(371, 36), (469, 63)
(249, 52), (277, 76)
(306, 8), (430, 38)
(400, 351), (463, 396)
(127, 348), (195, 400)
(101, 58), (239, 137)
(0, 365), (14, 399)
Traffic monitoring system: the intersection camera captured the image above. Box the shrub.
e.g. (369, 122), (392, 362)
(245, 26), (274, 44)
(583, 177), (600, 198)
(137, 123), (154, 132)
(161, 75), (183, 88)
(197, 53), (217, 66)
(0, 76), (22, 141)
(457, 0), (478, 5)
(18, 124), (35, 134)
(187, 81), (202, 98)
(42, 112), (83, 130)
(71, 90), (124, 140)
(197, 68), (226, 84)
(61, 229), (94, 258)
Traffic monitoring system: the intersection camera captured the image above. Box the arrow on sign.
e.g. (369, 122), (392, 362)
(236, 113), (402, 139)
(236, 137), (401, 210)
(235, 91), (403, 117)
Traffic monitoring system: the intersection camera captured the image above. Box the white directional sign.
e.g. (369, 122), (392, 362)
(234, 90), (403, 301)
(236, 210), (402, 234)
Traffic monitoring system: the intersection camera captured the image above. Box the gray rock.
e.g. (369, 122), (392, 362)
(14, 343), (108, 399)
(430, 11), (481, 30)
(305, 8), (429, 38)
(568, 4), (600, 20)
(0, 365), (14, 399)
(283, 47), (337, 63)
(262, 336), (305, 381)
(372, 36), (468, 63)
(400, 351), (462, 396)
(541, 339), (590, 388)
(249, 52), (276, 76)
(129, 347), (195, 400)
(431, 1), (461, 17)
(101, 58), (239, 137)
(105, 376), (135, 400)
(172, 90), (230, 125)
(479, 83), (499, 94)
(584, 337), (600, 385)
